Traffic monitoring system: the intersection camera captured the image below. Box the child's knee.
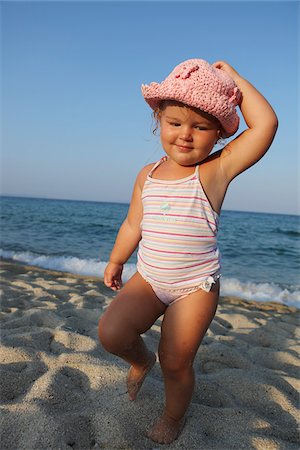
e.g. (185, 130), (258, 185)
(98, 315), (120, 353)
(159, 351), (193, 377)
(98, 315), (134, 354)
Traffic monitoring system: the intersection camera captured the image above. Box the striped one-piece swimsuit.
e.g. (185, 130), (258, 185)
(137, 156), (221, 299)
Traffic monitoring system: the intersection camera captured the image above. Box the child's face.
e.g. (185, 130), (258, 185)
(159, 103), (221, 166)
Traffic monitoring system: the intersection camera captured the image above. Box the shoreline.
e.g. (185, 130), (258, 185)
(1, 258), (299, 449)
(1, 257), (298, 312)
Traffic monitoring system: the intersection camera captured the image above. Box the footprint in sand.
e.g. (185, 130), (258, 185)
(193, 378), (235, 408)
(0, 361), (48, 402)
(1, 309), (62, 330)
(50, 330), (96, 353)
(2, 329), (55, 352)
(199, 342), (252, 374)
(26, 366), (90, 412)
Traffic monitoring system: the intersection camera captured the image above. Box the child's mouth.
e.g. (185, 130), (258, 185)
(176, 145), (193, 152)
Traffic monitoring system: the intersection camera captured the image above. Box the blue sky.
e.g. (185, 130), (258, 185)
(2, 1), (299, 215)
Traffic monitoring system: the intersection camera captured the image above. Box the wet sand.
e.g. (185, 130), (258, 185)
(0, 259), (299, 449)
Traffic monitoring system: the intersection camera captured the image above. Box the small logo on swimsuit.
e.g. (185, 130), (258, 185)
(159, 202), (175, 222)
(160, 202), (171, 213)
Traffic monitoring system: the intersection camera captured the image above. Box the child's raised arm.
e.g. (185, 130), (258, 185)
(213, 61), (278, 183)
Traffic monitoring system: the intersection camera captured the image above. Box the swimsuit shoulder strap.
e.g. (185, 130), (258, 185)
(148, 156), (168, 177)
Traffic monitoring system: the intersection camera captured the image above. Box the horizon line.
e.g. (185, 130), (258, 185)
(1, 193), (299, 217)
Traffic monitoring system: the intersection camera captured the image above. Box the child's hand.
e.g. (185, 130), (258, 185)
(104, 262), (123, 291)
(212, 61), (241, 83)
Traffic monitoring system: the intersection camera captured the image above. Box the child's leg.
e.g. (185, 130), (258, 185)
(146, 282), (219, 444)
(98, 272), (166, 399)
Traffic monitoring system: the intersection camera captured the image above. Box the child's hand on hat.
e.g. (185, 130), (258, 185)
(213, 61), (241, 82)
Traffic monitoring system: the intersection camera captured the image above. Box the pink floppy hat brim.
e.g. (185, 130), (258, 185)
(141, 82), (240, 138)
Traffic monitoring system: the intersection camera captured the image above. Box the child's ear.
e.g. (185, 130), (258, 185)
(215, 130), (221, 143)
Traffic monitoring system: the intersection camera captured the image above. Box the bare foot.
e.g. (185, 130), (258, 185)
(146, 413), (186, 444)
(126, 351), (156, 401)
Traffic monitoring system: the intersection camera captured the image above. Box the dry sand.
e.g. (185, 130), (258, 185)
(0, 259), (299, 449)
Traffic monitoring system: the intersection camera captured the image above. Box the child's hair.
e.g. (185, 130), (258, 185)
(142, 59), (241, 138)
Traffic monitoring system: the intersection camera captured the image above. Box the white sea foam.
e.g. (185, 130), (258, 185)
(221, 278), (300, 309)
(1, 249), (299, 308)
(0, 249), (137, 282)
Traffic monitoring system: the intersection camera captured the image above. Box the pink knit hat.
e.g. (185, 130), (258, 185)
(142, 59), (242, 137)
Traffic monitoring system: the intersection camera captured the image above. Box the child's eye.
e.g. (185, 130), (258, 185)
(170, 122), (181, 127)
(194, 125), (208, 130)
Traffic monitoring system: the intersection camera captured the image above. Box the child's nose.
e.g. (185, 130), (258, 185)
(179, 126), (193, 141)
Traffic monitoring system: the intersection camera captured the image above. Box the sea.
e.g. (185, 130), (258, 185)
(1, 196), (299, 309)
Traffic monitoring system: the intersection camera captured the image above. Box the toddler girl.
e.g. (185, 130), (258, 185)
(98, 59), (278, 444)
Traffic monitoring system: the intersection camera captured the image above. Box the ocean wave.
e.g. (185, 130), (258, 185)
(273, 227), (300, 237)
(221, 278), (300, 309)
(0, 249), (137, 281)
(1, 249), (299, 309)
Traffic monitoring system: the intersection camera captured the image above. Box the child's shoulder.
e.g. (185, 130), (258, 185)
(136, 162), (156, 190)
(138, 162), (156, 178)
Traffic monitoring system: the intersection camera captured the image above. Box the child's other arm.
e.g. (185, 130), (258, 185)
(104, 165), (151, 290)
(213, 61), (278, 183)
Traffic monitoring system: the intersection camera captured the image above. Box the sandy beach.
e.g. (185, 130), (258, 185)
(0, 259), (299, 449)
